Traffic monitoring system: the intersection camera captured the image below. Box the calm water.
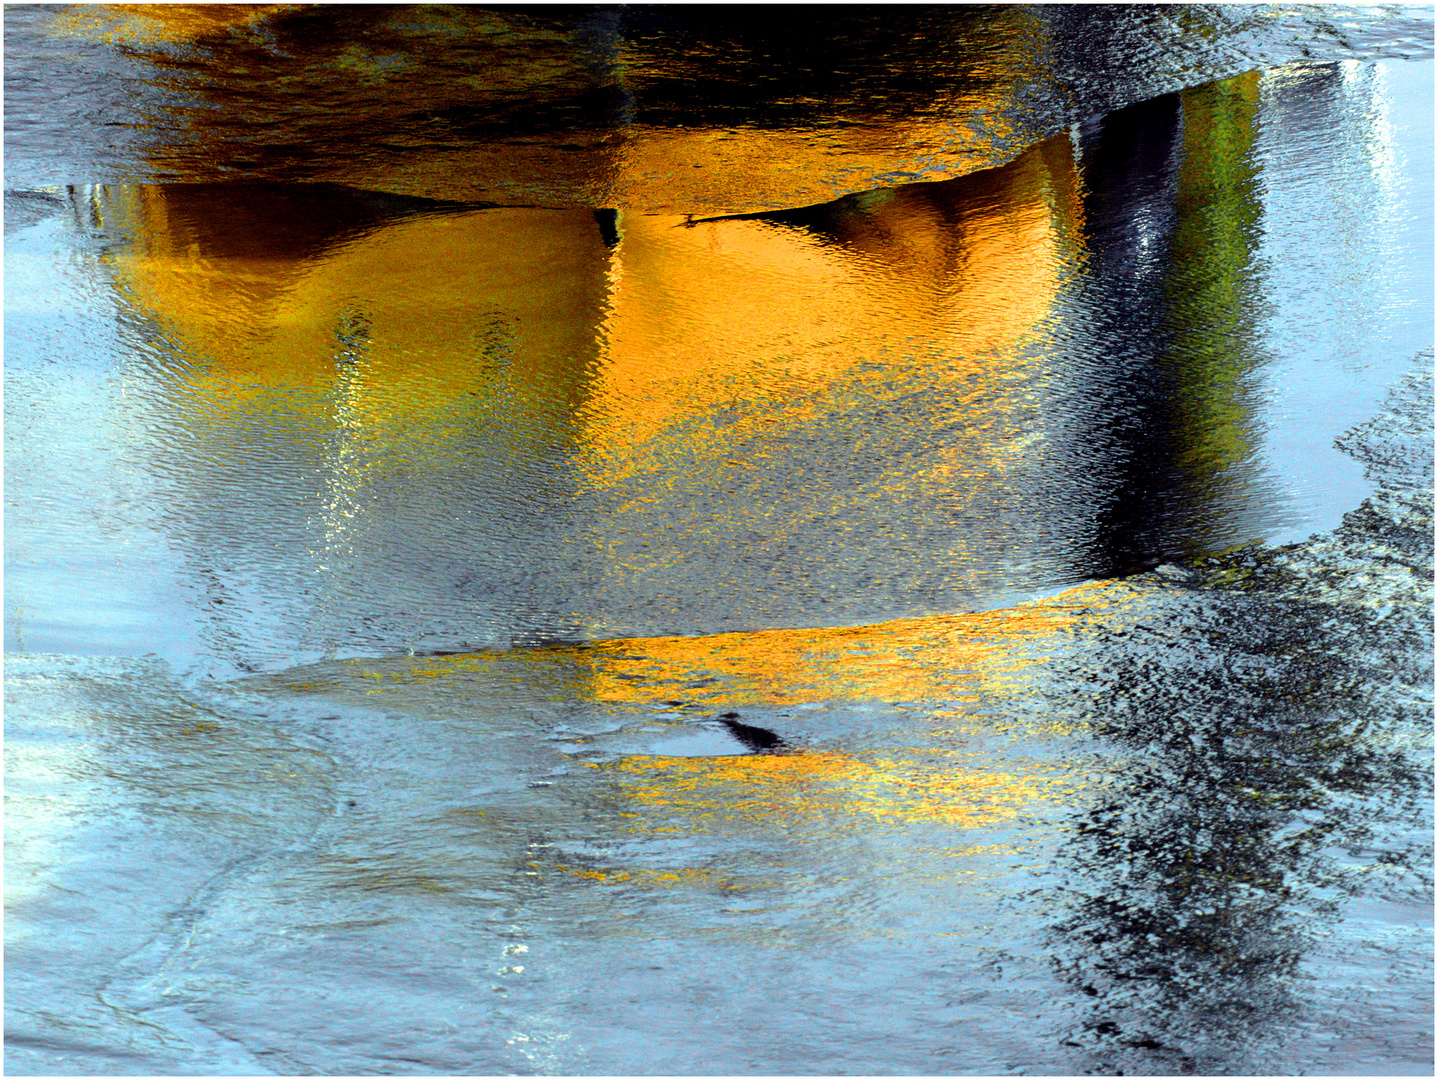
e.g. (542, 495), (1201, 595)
(5, 6), (1434, 1076)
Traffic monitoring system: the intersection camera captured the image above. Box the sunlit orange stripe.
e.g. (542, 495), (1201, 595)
(363, 577), (1132, 708)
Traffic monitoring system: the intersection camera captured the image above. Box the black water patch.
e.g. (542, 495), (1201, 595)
(593, 207), (621, 247)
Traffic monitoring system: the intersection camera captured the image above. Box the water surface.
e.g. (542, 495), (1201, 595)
(5, 7), (1433, 1076)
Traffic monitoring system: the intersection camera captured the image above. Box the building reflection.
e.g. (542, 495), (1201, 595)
(584, 136), (1082, 462)
(95, 183), (605, 413)
(89, 67), (1284, 657)
(1076, 72), (1271, 576)
(93, 134), (1089, 653)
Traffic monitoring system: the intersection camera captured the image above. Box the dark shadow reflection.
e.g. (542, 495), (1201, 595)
(8, 4), (1050, 211)
(1072, 92), (1187, 575)
(1073, 72), (1275, 579)
(18, 3), (1360, 216)
(1043, 571), (1430, 1072)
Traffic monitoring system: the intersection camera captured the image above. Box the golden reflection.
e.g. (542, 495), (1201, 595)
(52, 4), (291, 46)
(98, 135), (1086, 625)
(357, 579), (1130, 713)
(102, 190), (607, 407)
(564, 137), (1084, 608)
(99, 188), (610, 497)
(572, 134), (1081, 477)
(592, 750), (1065, 831)
(105, 132), (1080, 451)
(581, 136), (1082, 478)
(261, 577), (1144, 885)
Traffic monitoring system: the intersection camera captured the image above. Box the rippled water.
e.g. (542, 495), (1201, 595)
(5, 6), (1434, 1076)
(8, 56), (1434, 667)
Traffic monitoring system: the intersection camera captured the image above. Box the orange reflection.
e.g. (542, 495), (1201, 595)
(581, 136), (1082, 482)
(97, 134), (1084, 621)
(102, 190), (608, 391)
(321, 577), (1133, 849)
(562, 137), (1083, 608)
(356, 577), (1132, 713)
(53, 4), (291, 46)
(98, 136), (1080, 452)
(594, 750), (1062, 832)
(102, 141), (1082, 443)
(99, 189), (609, 465)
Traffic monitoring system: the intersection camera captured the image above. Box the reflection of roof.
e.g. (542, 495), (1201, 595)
(48, 4), (1051, 213)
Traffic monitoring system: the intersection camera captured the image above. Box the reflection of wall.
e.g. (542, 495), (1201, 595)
(582, 136), (1082, 476)
(102, 186), (607, 415)
(568, 139), (1084, 622)
(101, 137), (1081, 461)
(97, 139), (1090, 651)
